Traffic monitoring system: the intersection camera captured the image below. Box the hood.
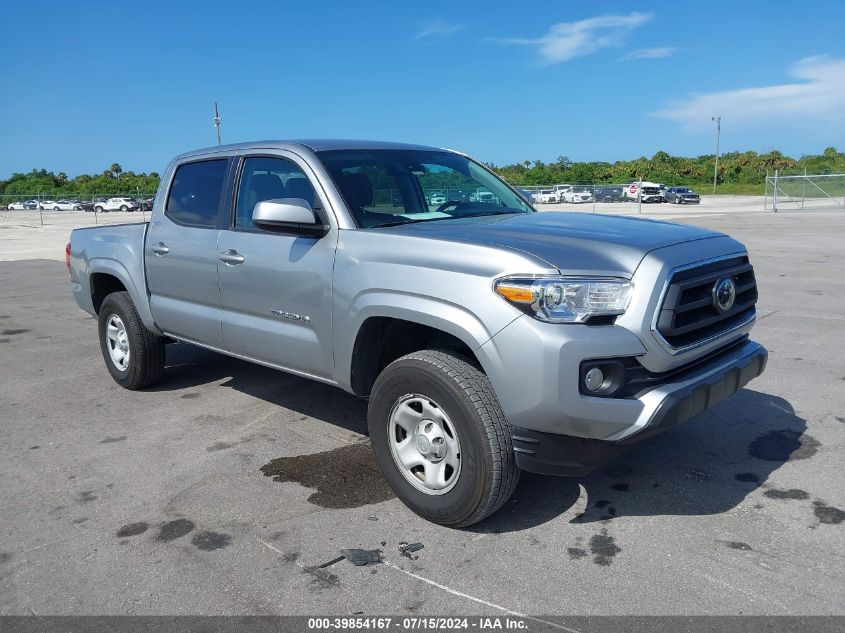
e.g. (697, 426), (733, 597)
(378, 212), (723, 277)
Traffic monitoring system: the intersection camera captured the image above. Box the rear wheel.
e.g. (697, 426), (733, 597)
(120, 205), (128, 212)
(368, 350), (519, 527)
(98, 291), (165, 390)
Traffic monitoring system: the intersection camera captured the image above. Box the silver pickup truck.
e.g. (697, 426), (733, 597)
(68, 140), (767, 527)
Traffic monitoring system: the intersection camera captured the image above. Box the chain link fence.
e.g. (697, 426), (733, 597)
(764, 171), (845, 212)
(1, 192), (157, 225)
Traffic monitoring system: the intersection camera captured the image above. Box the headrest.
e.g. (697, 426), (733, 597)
(285, 177), (316, 207)
(250, 173), (286, 200)
(341, 172), (373, 208)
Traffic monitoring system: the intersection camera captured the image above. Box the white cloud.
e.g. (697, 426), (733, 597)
(622, 47), (676, 60)
(655, 56), (845, 127)
(494, 12), (653, 64)
(415, 19), (464, 40)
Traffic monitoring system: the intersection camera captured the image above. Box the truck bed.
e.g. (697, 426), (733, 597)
(68, 221), (152, 324)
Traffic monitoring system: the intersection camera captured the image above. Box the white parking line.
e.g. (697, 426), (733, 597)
(258, 536), (578, 632)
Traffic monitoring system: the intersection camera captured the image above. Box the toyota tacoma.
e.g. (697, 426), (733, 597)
(67, 140), (767, 527)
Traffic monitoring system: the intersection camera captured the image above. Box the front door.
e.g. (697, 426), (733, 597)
(146, 158), (230, 348)
(217, 153), (338, 380)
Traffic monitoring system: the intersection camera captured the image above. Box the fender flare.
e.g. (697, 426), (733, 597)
(334, 290), (508, 392)
(87, 257), (162, 335)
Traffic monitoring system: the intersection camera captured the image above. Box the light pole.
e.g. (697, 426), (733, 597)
(711, 116), (721, 194)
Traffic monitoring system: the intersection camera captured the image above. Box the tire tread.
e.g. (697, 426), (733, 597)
(99, 291), (165, 390)
(377, 349), (519, 527)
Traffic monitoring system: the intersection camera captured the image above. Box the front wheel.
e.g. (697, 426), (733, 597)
(98, 291), (165, 390)
(368, 350), (519, 527)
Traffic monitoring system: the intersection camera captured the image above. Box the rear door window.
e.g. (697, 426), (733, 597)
(165, 159), (229, 228)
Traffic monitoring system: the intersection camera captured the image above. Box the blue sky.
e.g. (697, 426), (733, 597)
(2, 0), (844, 177)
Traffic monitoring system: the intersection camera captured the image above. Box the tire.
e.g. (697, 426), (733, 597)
(95, 206), (104, 213)
(98, 291), (165, 390)
(368, 350), (519, 528)
(120, 205), (128, 212)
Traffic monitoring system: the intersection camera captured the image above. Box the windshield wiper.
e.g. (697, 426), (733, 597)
(370, 217), (450, 229)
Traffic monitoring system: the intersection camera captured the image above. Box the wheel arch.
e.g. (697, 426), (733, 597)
(87, 258), (161, 334)
(340, 298), (499, 397)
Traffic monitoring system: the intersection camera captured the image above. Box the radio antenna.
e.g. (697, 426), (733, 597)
(213, 102), (222, 145)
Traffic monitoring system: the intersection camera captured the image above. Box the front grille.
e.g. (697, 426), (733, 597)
(656, 256), (758, 348)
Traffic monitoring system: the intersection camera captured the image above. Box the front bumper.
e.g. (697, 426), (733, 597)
(510, 340), (767, 475)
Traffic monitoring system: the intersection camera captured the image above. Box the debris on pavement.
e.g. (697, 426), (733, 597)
(398, 542), (424, 559)
(339, 548), (383, 566)
(317, 555), (345, 569)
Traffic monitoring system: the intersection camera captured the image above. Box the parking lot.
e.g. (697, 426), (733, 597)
(0, 202), (843, 618)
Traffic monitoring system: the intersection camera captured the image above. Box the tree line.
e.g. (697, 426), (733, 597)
(0, 164), (160, 198)
(490, 147), (845, 188)
(2, 148), (843, 198)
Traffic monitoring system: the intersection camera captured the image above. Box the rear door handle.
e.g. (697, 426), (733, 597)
(151, 242), (170, 256)
(219, 249), (245, 265)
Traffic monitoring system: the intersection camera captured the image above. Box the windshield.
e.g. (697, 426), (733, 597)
(677, 188), (692, 193)
(317, 149), (533, 228)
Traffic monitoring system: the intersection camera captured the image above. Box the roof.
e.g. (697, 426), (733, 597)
(173, 139), (445, 161)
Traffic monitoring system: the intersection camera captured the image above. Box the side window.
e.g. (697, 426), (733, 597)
(165, 159), (228, 228)
(235, 157), (317, 230)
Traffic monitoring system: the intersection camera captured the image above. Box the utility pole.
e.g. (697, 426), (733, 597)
(711, 115), (721, 194)
(213, 102), (222, 145)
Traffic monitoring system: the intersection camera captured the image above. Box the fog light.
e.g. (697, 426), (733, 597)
(584, 367), (604, 392)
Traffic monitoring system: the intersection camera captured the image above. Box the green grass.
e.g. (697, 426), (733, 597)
(689, 182), (764, 196)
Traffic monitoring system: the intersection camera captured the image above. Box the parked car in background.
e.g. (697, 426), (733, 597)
(7, 200), (38, 210)
(536, 189), (559, 204)
(658, 184), (668, 202)
(475, 190), (497, 204)
(94, 197), (140, 213)
(50, 200), (83, 211)
(562, 186), (594, 204)
(551, 184), (571, 200)
(516, 189), (535, 204)
(595, 186), (624, 202)
(429, 193), (446, 206)
(665, 187), (701, 204)
(37, 200), (57, 210)
(75, 200), (96, 212)
(623, 181), (663, 203)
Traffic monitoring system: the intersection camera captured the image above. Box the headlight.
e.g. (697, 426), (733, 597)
(494, 276), (632, 323)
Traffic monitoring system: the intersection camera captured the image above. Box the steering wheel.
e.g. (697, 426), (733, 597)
(435, 200), (462, 213)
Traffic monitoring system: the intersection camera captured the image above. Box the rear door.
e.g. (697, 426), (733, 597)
(217, 151), (338, 380)
(145, 157), (231, 348)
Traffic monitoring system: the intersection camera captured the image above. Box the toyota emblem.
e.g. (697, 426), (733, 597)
(713, 278), (737, 312)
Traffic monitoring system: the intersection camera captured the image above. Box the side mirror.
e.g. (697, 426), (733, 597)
(252, 198), (329, 236)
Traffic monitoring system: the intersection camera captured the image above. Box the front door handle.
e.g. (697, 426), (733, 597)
(151, 242), (170, 256)
(219, 249), (245, 265)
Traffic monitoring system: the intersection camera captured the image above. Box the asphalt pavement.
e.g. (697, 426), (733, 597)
(0, 208), (842, 617)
